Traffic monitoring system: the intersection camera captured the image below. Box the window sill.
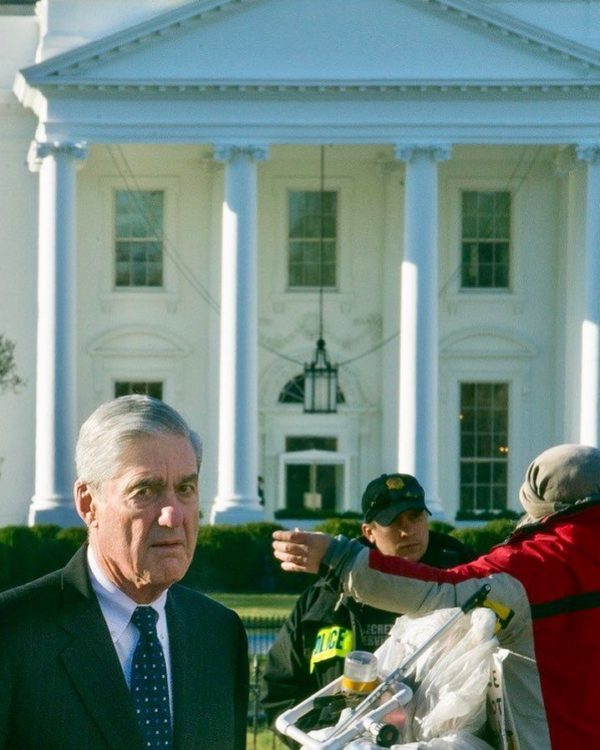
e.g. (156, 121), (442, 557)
(100, 290), (178, 313)
(444, 291), (525, 315)
(270, 291), (354, 314)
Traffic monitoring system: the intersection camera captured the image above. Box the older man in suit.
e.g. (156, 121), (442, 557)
(0, 395), (248, 750)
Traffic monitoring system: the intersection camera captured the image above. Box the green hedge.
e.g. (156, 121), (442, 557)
(0, 519), (516, 593)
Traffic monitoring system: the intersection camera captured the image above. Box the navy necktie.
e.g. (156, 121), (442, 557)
(130, 606), (173, 749)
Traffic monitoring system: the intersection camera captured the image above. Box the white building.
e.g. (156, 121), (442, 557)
(1, 0), (600, 527)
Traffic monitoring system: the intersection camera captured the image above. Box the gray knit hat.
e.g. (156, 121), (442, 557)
(519, 443), (600, 523)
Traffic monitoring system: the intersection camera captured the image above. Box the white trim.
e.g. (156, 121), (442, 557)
(442, 174), (526, 305)
(277, 448), (351, 513)
(439, 329), (535, 520)
(270, 174), (355, 296)
(87, 325), (191, 401)
(98, 174), (181, 311)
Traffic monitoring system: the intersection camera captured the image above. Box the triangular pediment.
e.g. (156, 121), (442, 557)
(18, 0), (600, 93)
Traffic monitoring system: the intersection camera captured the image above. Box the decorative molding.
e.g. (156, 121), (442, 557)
(553, 145), (576, 176)
(440, 326), (537, 359)
(27, 140), (88, 172)
(394, 144), (452, 163)
(87, 325), (192, 358)
(576, 144), (600, 165)
(212, 144), (269, 162)
(19, 79), (600, 97)
(444, 292), (525, 316)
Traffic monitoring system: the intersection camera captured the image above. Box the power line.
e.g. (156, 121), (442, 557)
(106, 145), (221, 314)
(105, 144), (543, 375)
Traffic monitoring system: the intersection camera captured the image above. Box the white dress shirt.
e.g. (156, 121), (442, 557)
(86, 546), (173, 713)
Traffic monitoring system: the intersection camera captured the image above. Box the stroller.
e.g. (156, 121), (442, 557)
(275, 585), (515, 750)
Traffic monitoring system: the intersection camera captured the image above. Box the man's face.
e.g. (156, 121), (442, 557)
(362, 508), (429, 562)
(76, 432), (199, 603)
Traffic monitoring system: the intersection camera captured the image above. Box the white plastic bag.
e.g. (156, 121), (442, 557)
(300, 607), (499, 750)
(375, 608), (498, 744)
(391, 731), (494, 749)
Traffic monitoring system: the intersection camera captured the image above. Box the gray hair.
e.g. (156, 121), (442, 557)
(75, 394), (203, 485)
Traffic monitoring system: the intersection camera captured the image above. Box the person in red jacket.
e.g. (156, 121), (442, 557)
(272, 444), (600, 750)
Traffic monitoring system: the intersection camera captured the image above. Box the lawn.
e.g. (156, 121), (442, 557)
(210, 592), (299, 618)
(210, 592), (297, 749)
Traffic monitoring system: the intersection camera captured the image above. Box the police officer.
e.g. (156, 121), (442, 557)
(260, 473), (473, 744)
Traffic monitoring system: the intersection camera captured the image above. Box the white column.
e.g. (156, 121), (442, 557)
(380, 161), (403, 470)
(576, 145), (600, 446)
(28, 140), (87, 526)
(211, 145), (268, 524)
(395, 144), (450, 516)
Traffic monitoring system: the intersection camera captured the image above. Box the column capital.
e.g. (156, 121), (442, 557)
(27, 140), (88, 172)
(576, 144), (600, 164)
(394, 144), (452, 163)
(213, 144), (269, 163)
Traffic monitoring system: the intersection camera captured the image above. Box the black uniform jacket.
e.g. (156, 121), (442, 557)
(260, 531), (473, 739)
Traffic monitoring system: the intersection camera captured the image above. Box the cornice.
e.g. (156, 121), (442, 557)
(17, 77), (600, 96)
(15, 0), (600, 91)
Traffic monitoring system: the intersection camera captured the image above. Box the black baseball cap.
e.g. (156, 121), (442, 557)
(361, 473), (431, 526)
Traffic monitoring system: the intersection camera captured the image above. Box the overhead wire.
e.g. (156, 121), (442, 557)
(106, 143), (544, 374)
(106, 145), (221, 314)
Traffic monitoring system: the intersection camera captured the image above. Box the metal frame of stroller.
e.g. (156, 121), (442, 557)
(275, 584), (491, 750)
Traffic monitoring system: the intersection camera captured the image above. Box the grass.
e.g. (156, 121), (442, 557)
(246, 727), (287, 750)
(211, 593), (297, 748)
(210, 592), (298, 618)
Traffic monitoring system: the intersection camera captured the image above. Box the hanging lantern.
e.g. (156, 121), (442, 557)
(303, 145), (339, 414)
(304, 337), (338, 413)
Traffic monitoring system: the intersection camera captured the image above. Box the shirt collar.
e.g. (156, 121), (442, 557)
(87, 545), (168, 643)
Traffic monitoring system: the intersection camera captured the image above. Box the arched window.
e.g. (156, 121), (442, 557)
(278, 373), (345, 405)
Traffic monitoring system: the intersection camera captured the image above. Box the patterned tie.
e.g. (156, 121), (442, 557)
(130, 606), (173, 750)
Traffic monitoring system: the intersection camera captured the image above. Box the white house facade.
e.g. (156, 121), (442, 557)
(1, 0), (600, 527)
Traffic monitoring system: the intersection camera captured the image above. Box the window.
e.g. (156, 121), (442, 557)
(278, 373), (345, 405)
(284, 437), (339, 512)
(114, 381), (163, 400)
(288, 190), (337, 288)
(459, 383), (509, 514)
(461, 191), (510, 289)
(115, 190), (164, 287)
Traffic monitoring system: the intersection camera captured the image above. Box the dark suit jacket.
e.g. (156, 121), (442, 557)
(0, 546), (248, 750)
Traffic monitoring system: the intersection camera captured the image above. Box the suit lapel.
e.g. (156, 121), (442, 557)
(58, 548), (143, 750)
(168, 589), (207, 750)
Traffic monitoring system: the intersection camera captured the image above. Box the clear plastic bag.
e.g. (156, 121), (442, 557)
(375, 608), (498, 745)
(300, 608), (499, 749)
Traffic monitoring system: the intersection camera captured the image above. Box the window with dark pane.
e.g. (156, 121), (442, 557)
(288, 190), (337, 288)
(285, 436), (339, 513)
(459, 382), (509, 515)
(278, 373), (345, 404)
(461, 191), (510, 289)
(114, 381), (163, 400)
(115, 190), (164, 287)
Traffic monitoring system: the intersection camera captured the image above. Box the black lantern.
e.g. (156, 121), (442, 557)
(304, 337), (338, 413)
(303, 146), (338, 413)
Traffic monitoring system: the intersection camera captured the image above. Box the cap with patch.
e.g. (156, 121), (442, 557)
(361, 473), (430, 526)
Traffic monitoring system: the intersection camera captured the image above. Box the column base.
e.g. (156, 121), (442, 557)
(28, 496), (82, 528)
(425, 495), (447, 522)
(210, 497), (265, 525)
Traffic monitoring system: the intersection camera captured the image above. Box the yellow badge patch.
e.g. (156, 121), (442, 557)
(386, 477), (405, 491)
(310, 626), (354, 673)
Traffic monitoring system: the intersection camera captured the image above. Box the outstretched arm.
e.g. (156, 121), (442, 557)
(272, 529), (333, 573)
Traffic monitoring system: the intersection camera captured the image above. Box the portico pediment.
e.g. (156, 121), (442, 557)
(17, 0), (600, 95)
